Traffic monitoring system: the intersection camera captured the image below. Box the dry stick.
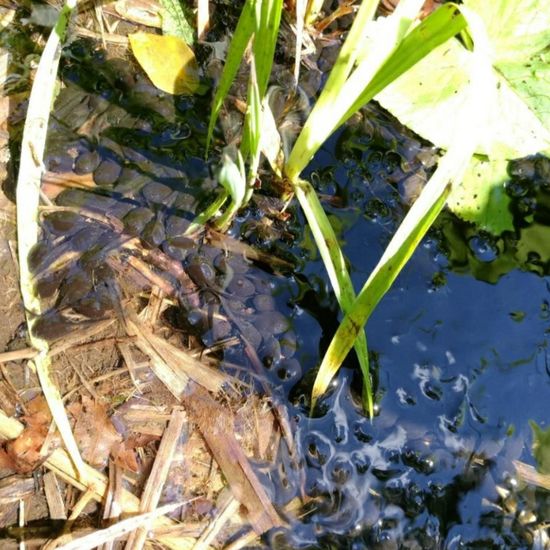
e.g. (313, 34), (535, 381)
(197, 0), (209, 39)
(43, 471), (67, 520)
(125, 408), (187, 550)
(0, 319), (117, 365)
(193, 492), (240, 550)
(125, 316), (231, 396)
(55, 502), (186, 550)
(68, 488), (96, 520)
(0, 410), (197, 550)
(183, 383), (283, 534)
(514, 460), (550, 491)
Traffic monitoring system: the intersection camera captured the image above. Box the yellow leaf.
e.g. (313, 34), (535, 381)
(129, 32), (199, 95)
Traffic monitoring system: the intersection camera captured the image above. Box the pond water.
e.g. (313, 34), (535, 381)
(13, 33), (550, 549)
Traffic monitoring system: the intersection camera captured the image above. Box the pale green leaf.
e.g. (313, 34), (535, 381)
(465, 0), (550, 62)
(218, 149), (246, 206)
(375, 1), (550, 234)
(447, 157), (512, 235)
(376, 39), (550, 159)
(530, 420), (550, 474)
(286, 3), (467, 180)
(498, 51), (550, 132)
(159, 0), (194, 44)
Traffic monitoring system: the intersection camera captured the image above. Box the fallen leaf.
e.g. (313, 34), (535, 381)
(129, 32), (199, 95)
(114, 0), (162, 28)
(68, 397), (122, 469)
(5, 396), (54, 473)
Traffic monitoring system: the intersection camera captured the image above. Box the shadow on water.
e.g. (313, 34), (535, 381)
(15, 37), (550, 548)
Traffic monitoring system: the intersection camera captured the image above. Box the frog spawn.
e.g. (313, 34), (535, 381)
(31, 47), (550, 549)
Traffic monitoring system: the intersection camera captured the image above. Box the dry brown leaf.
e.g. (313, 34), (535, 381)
(113, 0), (162, 27)
(112, 439), (140, 473)
(68, 396), (123, 469)
(4, 395), (54, 473)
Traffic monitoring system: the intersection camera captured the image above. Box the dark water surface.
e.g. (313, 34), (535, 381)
(33, 43), (550, 549)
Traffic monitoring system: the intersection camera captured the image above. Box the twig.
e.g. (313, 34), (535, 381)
(55, 502), (186, 550)
(125, 408), (187, 550)
(43, 471), (67, 520)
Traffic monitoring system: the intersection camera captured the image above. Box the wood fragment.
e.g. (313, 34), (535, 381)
(193, 492), (240, 550)
(513, 460), (550, 491)
(224, 529), (259, 550)
(68, 488), (96, 520)
(43, 471), (67, 520)
(126, 316), (232, 397)
(0, 475), (35, 505)
(54, 502), (186, 550)
(75, 26), (129, 45)
(197, 0), (209, 39)
(183, 383), (284, 534)
(117, 341), (145, 390)
(0, 319), (117, 366)
(125, 408), (187, 550)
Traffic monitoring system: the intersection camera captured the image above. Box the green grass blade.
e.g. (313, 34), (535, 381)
(253, 0), (283, 97)
(184, 190), (228, 235)
(206, 0), (255, 152)
(309, 2), (493, 405)
(286, 3), (467, 180)
(293, 179), (373, 416)
(311, 44), (486, 403)
(318, 0), (380, 95)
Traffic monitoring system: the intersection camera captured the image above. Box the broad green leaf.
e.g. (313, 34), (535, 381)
(376, 39), (550, 159)
(376, 1), (550, 233)
(129, 32), (199, 94)
(206, 0), (255, 151)
(447, 157), (512, 235)
(498, 51), (550, 132)
(530, 420), (550, 474)
(466, 0), (550, 62)
(159, 0), (194, 44)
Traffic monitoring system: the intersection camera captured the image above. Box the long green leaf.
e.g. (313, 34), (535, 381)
(206, 0), (255, 152)
(293, 179), (373, 415)
(253, 0), (283, 97)
(286, 2), (467, 180)
(311, 168), (452, 404)
(311, 5), (491, 403)
(338, 3), (467, 129)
